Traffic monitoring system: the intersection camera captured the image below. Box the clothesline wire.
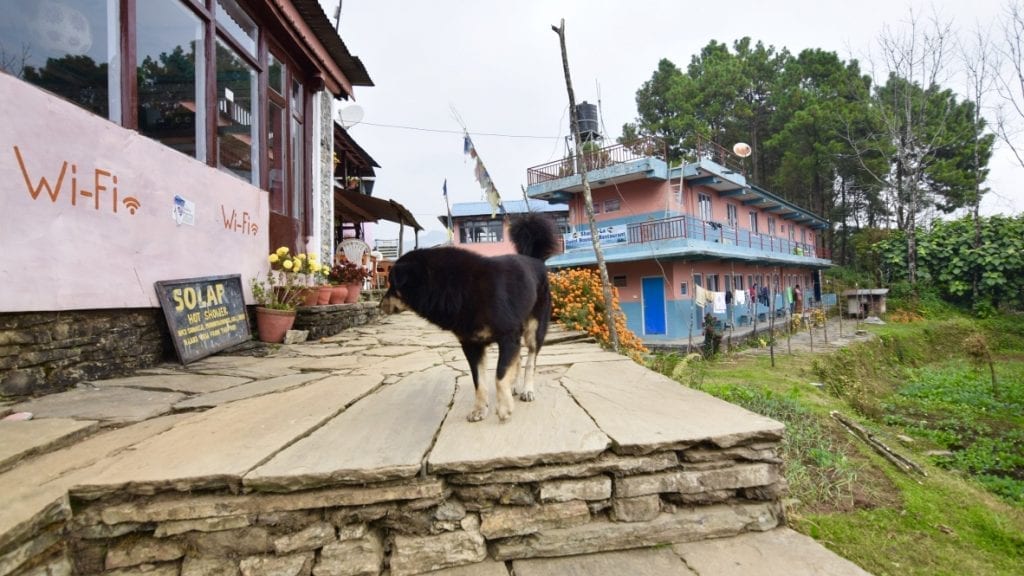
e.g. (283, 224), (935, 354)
(355, 121), (561, 140)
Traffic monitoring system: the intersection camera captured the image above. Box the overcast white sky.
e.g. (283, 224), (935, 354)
(325, 0), (1022, 244)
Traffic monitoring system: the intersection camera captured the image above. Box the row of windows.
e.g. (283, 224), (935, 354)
(458, 214), (571, 244)
(1, 0), (309, 222)
(681, 273), (811, 295)
(693, 193), (809, 242)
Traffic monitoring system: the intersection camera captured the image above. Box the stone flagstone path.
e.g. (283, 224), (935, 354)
(0, 313), (872, 576)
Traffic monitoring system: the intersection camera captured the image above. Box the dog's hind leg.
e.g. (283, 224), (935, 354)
(495, 337), (521, 421)
(518, 317), (540, 402)
(461, 341), (489, 422)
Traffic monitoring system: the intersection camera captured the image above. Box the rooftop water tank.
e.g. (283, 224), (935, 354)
(574, 101), (600, 141)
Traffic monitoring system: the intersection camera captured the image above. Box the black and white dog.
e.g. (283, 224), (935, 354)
(379, 213), (558, 422)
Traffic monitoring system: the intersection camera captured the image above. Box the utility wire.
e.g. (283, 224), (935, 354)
(356, 121), (560, 140)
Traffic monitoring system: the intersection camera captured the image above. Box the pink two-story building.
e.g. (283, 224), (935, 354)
(524, 136), (831, 343)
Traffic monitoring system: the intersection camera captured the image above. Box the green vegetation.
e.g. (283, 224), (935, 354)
(647, 311), (1024, 575)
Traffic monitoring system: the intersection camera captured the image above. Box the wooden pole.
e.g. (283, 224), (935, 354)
(398, 218), (405, 257)
(552, 19), (619, 352)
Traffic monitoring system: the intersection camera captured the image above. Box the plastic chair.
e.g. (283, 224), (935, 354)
(337, 238), (372, 288)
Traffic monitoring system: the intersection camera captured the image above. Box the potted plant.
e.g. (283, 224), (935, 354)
(325, 263), (349, 304)
(251, 248), (306, 343)
(329, 261), (370, 303)
(284, 251), (325, 306)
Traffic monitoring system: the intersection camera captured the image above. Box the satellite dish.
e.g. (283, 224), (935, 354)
(338, 105), (364, 128)
(732, 142), (752, 158)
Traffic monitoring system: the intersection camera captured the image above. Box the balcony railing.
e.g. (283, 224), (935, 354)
(626, 214), (826, 259)
(693, 136), (747, 176)
(527, 136), (666, 186)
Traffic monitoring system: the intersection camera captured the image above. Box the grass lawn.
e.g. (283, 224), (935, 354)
(647, 315), (1024, 575)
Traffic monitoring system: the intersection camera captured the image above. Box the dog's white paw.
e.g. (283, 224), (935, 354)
(467, 406), (489, 422)
(497, 405), (512, 422)
(518, 390), (535, 402)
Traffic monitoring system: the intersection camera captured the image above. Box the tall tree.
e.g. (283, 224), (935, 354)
(850, 11), (958, 285)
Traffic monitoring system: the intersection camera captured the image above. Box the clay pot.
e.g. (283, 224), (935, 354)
(345, 283), (361, 304)
(329, 284), (349, 304)
(300, 288), (319, 307)
(254, 307), (296, 343)
(317, 285), (333, 305)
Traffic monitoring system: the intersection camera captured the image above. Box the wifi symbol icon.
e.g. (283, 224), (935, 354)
(122, 197), (141, 215)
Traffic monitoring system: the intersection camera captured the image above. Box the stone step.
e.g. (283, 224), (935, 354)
(0, 418), (98, 473)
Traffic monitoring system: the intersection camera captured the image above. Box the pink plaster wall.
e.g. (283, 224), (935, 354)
(452, 219), (516, 256)
(572, 177), (819, 251)
(0, 75), (269, 312)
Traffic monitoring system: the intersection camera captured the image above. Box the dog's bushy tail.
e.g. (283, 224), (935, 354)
(510, 213), (559, 260)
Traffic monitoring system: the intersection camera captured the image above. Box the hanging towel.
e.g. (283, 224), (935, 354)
(734, 289), (747, 306)
(785, 287), (794, 304)
(713, 291), (727, 313)
(694, 285), (707, 308)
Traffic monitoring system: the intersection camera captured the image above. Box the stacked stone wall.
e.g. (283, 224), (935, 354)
(0, 310), (171, 397)
(0, 438), (788, 576)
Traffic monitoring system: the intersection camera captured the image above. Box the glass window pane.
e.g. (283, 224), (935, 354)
(1, 0), (119, 121)
(268, 53), (284, 95)
(215, 0), (256, 56)
(216, 38), (258, 183)
(291, 115), (304, 220)
(267, 100), (286, 213)
(291, 79), (303, 120)
(136, 1), (204, 160)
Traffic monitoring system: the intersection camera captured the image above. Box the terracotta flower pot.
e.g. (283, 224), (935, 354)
(317, 285), (333, 305)
(300, 288), (319, 307)
(255, 307), (296, 343)
(329, 284), (349, 304)
(345, 283), (361, 304)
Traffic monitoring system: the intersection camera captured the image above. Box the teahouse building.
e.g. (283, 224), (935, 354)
(0, 0), (375, 394)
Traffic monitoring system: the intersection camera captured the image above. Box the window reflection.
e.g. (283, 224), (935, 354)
(136, 1), (204, 160)
(460, 220), (504, 243)
(0, 0), (119, 120)
(216, 39), (257, 183)
(268, 101), (286, 212)
(215, 0), (256, 56)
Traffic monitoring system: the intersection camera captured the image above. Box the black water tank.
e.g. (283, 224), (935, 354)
(574, 101), (600, 141)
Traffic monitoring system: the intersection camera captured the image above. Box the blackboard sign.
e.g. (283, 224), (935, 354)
(155, 274), (251, 364)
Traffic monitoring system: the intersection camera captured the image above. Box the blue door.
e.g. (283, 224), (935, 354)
(642, 277), (666, 335)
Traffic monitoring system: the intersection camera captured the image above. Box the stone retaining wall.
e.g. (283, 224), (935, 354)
(5, 439), (786, 576)
(0, 303), (381, 398)
(0, 310), (171, 397)
(294, 302), (380, 340)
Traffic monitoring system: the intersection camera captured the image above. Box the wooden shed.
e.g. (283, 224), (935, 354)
(841, 289), (889, 317)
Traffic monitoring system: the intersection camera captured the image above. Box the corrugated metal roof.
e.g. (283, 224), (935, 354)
(449, 199), (568, 218)
(292, 0), (373, 89)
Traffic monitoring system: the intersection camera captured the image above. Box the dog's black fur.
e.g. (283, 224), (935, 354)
(379, 213), (559, 422)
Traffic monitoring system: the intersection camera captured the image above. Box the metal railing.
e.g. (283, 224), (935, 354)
(693, 136), (746, 176)
(526, 136), (666, 185)
(623, 214), (825, 259)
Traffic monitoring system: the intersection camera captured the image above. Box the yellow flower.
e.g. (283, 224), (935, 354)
(268, 254), (279, 264)
(297, 253), (307, 260)
(283, 260), (294, 270)
(276, 247), (289, 257)
(309, 254), (318, 262)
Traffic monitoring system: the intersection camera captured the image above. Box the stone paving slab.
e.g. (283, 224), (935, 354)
(87, 374), (251, 394)
(425, 559), (510, 576)
(427, 377), (610, 474)
(534, 350), (626, 367)
(355, 350), (444, 376)
(173, 372), (326, 410)
(673, 528), (873, 575)
(561, 360), (784, 454)
(71, 376), (383, 498)
(0, 419), (98, 472)
(0, 414), (186, 551)
(245, 368), (454, 490)
(513, 547), (696, 576)
(9, 387), (186, 425)
(185, 356), (302, 379)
